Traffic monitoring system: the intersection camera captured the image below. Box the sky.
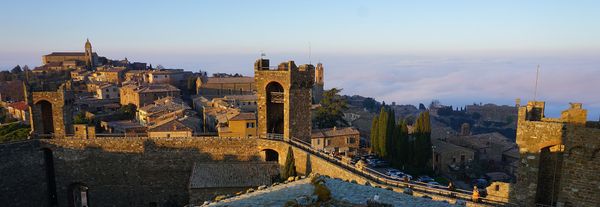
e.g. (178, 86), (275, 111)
(1, 1), (599, 119)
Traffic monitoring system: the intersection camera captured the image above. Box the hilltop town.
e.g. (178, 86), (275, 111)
(0, 40), (599, 207)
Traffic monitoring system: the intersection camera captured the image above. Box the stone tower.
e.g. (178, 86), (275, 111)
(84, 39), (93, 68)
(25, 83), (74, 138)
(255, 58), (314, 142)
(312, 63), (324, 104)
(513, 101), (600, 206)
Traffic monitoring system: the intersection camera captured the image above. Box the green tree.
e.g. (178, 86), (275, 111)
(412, 111), (432, 173)
(282, 146), (297, 179)
(11, 65), (22, 74)
(73, 112), (91, 124)
(0, 123), (30, 143)
(313, 88), (348, 129)
(370, 118), (379, 154)
(398, 120), (410, 167)
(376, 107), (388, 156)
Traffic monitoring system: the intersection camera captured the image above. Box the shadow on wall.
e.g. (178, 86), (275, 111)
(0, 138), (271, 207)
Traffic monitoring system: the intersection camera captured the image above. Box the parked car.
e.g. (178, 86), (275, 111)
(417, 176), (435, 183)
(427, 181), (442, 188)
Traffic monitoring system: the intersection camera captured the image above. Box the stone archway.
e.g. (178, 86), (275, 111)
(261, 149), (280, 162)
(35, 100), (54, 135)
(535, 145), (564, 206)
(265, 82), (284, 134)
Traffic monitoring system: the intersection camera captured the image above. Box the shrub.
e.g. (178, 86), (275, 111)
(314, 182), (331, 202)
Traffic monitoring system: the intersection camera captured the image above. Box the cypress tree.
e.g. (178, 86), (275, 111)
(385, 109), (396, 160)
(282, 146), (297, 179)
(413, 111), (432, 172)
(370, 118), (379, 155)
(398, 120), (410, 168)
(377, 107), (389, 157)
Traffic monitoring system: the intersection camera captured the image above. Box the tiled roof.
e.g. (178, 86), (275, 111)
(44, 52), (98, 56)
(206, 77), (254, 84)
(148, 119), (193, 132)
(189, 162), (279, 188)
(8, 101), (28, 111)
(312, 127), (360, 138)
(230, 112), (256, 121)
(122, 84), (180, 93)
(139, 96), (189, 113)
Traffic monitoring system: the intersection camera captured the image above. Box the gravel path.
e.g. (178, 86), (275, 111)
(325, 178), (454, 207)
(206, 177), (454, 207)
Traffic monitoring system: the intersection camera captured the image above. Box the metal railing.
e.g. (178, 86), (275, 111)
(263, 135), (515, 206)
(269, 92), (284, 103)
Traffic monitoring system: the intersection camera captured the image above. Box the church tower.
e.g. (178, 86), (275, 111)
(84, 39), (93, 68)
(312, 63), (324, 104)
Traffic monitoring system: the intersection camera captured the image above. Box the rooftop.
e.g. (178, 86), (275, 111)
(230, 112), (256, 121)
(312, 127), (360, 138)
(189, 162), (279, 188)
(205, 76), (254, 84)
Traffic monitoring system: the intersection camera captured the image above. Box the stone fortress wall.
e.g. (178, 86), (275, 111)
(1, 136), (500, 207)
(0, 137), (375, 207)
(512, 101), (600, 207)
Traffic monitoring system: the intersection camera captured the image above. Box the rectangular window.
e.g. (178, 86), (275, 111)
(452, 157), (456, 163)
(317, 139), (320, 145)
(461, 155), (465, 162)
(347, 137), (356, 144)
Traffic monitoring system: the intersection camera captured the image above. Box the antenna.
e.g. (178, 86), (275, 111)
(309, 42), (312, 65)
(260, 50), (266, 59)
(534, 65), (540, 101)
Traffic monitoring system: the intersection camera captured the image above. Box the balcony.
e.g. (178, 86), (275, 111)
(270, 92), (284, 103)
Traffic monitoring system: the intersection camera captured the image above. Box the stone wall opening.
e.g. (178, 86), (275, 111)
(41, 148), (58, 205)
(68, 183), (89, 207)
(262, 149), (279, 162)
(36, 100), (54, 135)
(266, 82), (284, 134)
(535, 145), (563, 206)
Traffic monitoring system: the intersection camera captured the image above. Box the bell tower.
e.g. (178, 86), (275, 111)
(312, 63), (324, 103)
(255, 58), (314, 142)
(84, 38), (93, 68)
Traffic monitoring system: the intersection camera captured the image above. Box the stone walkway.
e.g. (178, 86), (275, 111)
(206, 177), (455, 207)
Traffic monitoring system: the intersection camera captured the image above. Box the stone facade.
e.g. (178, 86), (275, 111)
(513, 101), (600, 207)
(196, 76), (255, 99)
(119, 84), (181, 108)
(26, 84), (74, 138)
(255, 59), (314, 142)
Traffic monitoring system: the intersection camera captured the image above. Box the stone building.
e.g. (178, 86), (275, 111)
(312, 62), (324, 104)
(511, 101), (600, 206)
(147, 117), (201, 138)
(465, 103), (517, 123)
(136, 96), (191, 126)
(92, 66), (127, 84)
(25, 83), (74, 138)
(196, 76), (255, 99)
(95, 83), (119, 100)
(432, 139), (475, 178)
(5, 101), (30, 124)
(119, 84), (180, 108)
(254, 58), (314, 141)
(100, 120), (146, 135)
(446, 132), (515, 164)
(311, 127), (360, 157)
(41, 39), (98, 69)
(217, 112), (258, 138)
(146, 69), (193, 87)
